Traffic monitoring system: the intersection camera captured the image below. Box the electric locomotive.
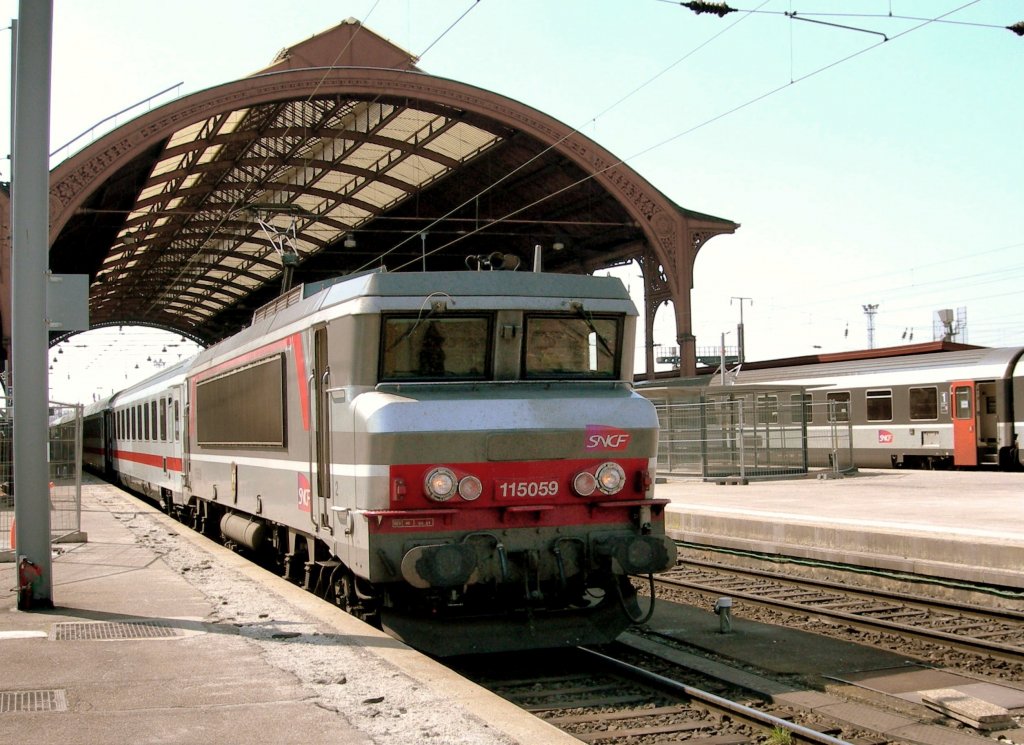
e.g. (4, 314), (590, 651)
(92, 270), (676, 655)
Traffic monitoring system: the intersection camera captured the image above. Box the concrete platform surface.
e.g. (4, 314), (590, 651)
(658, 469), (1024, 589)
(0, 480), (576, 745)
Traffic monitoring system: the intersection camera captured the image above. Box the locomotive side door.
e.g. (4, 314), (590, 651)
(951, 380), (977, 466)
(312, 325), (332, 531)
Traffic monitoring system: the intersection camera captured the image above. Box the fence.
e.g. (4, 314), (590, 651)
(0, 402), (84, 558)
(641, 385), (855, 480)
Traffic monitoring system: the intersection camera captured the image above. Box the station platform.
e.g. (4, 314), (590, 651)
(0, 478), (576, 745)
(658, 469), (1024, 591)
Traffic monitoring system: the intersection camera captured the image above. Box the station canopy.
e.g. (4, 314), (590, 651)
(31, 20), (736, 359)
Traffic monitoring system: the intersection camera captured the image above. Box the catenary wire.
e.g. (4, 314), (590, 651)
(353, 1), (767, 274)
(389, 2), (982, 271)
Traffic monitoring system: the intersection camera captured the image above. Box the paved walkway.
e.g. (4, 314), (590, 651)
(0, 479), (574, 745)
(658, 469), (1024, 589)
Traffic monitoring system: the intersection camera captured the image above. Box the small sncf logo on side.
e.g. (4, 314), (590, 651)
(878, 430), (893, 444)
(585, 425), (631, 451)
(298, 472), (312, 513)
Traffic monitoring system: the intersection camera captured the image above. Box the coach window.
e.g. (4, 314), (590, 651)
(160, 398), (167, 441)
(756, 395), (779, 424)
(174, 400), (180, 441)
(130, 407), (137, 440)
(954, 386), (973, 419)
(826, 391), (850, 422)
(909, 387), (938, 420)
(151, 401), (158, 441)
(705, 400), (718, 426)
(791, 393), (812, 423)
(866, 389), (892, 422)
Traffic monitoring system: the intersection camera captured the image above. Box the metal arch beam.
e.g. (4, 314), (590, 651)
(98, 249), (281, 292)
(45, 66), (716, 260)
(138, 218), (329, 251)
(98, 241), (284, 281)
(153, 124), (465, 177)
(136, 157), (430, 209)
(29, 57), (736, 372)
(49, 320), (208, 349)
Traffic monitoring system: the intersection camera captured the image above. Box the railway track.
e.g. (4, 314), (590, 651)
(658, 557), (1024, 662)
(457, 646), (860, 744)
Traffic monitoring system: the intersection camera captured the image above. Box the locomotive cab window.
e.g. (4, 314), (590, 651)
(523, 314), (621, 379)
(866, 389), (893, 422)
(380, 315), (491, 381)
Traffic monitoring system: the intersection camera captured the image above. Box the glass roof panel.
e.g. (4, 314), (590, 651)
(388, 155), (447, 187)
(427, 122), (502, 161)
(354, 181), (405, 209)
(166, 120), (207, 149)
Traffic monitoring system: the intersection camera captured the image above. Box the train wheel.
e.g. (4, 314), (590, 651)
(332, 570), (380, 626)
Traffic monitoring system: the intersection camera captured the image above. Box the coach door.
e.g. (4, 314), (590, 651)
(951, 380), (977, 467)
(312, 326), (332, 532)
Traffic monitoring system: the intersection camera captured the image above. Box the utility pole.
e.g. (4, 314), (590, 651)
(862, 304), (879, 350)
(11, 0), (55, 609)
(731, 296), (752, 364)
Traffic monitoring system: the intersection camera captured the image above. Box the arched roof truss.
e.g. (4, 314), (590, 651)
(91, 93), (507, 329)
(0, 20), (736, 375)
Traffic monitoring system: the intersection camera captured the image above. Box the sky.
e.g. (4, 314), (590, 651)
(1, 0), (1021, 403)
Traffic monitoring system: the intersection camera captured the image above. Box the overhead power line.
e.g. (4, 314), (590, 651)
(386, 1), (999, 274)
(670, 1), (1024, 36)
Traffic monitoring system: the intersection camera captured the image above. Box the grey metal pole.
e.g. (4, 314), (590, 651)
(731, 296), (751, 365)
(11, 0), (54, 609)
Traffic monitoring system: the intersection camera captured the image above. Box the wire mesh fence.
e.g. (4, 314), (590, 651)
(640, 385), (854, 480)
(0, 402), (83, 557)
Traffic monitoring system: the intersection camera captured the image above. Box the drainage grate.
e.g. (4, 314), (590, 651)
(0, 689), (68, 713)
(51, 621), (179, 641)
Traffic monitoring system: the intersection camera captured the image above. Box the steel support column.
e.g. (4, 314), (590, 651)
(11, 0), (54, 609)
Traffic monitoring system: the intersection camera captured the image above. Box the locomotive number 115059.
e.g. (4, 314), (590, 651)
(495, 479), (559, 498)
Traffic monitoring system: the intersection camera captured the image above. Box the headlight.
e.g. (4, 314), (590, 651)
(573, 470), (598, 497)
(458, 475), (483, 501)
(424, 467), (457, 501)
(596, 462), (626, 495)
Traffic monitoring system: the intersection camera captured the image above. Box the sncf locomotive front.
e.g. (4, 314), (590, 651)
(323, 272), (676, 655)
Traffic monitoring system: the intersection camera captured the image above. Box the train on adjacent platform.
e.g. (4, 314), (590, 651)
(707, 344), (1024, 470)
(79, 270), (676, 656)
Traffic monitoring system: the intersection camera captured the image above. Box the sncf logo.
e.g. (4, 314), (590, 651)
(878, 430), (893, 444)
(297, 472), (312, 513)
(585, 425), (631, 451)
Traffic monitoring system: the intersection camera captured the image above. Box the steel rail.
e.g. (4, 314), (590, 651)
(660, 562), (1024, 660)
(579, 646), (856, 745)
(676, 556), (1024, 621)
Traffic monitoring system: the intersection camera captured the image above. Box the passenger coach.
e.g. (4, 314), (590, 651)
(710, 345), (1024, 470)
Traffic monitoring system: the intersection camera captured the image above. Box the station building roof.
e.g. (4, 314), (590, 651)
(1, 20), (737, 358)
